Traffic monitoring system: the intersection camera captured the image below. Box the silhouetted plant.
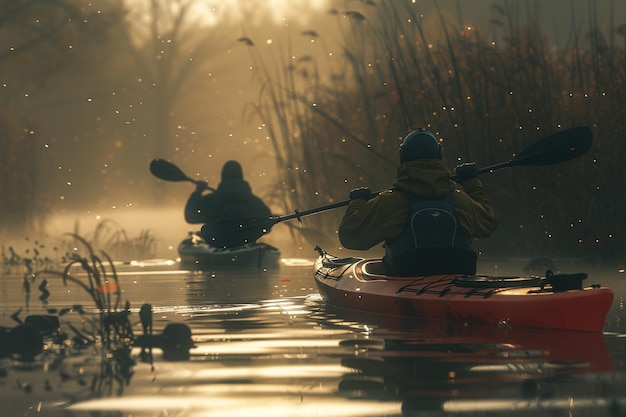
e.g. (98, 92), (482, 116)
(1, 234), (137, 400)
(65, 218), (157, 261)
(88, 219), (156, 261)
(34, 234), (132, 351)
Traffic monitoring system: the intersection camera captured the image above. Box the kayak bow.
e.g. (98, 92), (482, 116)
(313, 253), (614, 332)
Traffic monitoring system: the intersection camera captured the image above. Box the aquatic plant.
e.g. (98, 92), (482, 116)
(0, 233), (138, 401)
(6, 235), (129, 347)
(34, 234), (132, 350)
(2, 238), (59, 269)
(91, 219), (156, 261)
(3, 232), (195, 408)
(72, 218), (157, 261)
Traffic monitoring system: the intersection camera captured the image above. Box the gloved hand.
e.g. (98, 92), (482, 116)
(455, 162), (477, 184)
(194, 181), (210, 193)
(349, 187), (372, 201)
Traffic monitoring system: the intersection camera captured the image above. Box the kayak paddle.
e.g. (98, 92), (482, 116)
(157, 126), (593, 247)
(473, 125), (592, 176)
(149, 158), (217, 192)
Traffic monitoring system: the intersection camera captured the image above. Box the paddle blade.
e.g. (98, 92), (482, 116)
(149, 158), (192, 182)
(511, 126), (592, 167)
(200, 218), (275, 248)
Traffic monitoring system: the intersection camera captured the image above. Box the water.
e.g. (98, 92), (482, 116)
(1, 256), (625, 417)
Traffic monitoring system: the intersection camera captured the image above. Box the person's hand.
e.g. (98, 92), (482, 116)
(349, 187), (372, 201)
(194, 181), (210, 193)
(455, 162), (477, 183)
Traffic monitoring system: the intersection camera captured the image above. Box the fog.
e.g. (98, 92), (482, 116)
(2, 0), (623, 261)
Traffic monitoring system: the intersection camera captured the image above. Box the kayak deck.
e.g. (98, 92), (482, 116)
(314, 255), (614, 332)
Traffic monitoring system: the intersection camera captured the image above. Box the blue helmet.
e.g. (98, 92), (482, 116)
(399, 129), (442, 162)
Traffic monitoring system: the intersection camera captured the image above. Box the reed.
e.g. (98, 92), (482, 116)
(32, 234), (131, 348)
(246, 0), (625, 262)
(76, 218), (156, 261)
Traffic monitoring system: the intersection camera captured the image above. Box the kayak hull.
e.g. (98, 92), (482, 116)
(178, 235), (281, 269)
(313, 255), (614, 332)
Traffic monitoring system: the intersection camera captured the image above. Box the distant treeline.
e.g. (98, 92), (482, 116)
(0, 1), (235, 237)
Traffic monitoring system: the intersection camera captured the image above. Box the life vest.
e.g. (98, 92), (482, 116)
(384, 192), (476, 275)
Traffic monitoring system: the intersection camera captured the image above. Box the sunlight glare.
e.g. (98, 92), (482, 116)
(131, 0), (333, 27)
(69, 396), (402, 417)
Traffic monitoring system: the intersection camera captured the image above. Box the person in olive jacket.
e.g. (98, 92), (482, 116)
(338, 128), (497, 276)
(184, 160), (271, 247)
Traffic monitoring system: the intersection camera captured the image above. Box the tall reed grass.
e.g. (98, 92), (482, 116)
(244, 0), (625, 262)
(73, 218), (156, 261)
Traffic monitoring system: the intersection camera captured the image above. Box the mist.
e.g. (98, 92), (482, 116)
(1, 0), (624, 262)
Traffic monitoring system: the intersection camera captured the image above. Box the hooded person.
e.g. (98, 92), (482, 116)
(184, 160), (271, 247)
(338, 128), (497, 276)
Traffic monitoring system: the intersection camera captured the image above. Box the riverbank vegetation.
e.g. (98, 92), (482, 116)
(0, 1), (624, 263)
(245, 1), (625, 262)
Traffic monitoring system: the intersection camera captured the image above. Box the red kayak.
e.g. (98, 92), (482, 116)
(313, 252), (614, 332)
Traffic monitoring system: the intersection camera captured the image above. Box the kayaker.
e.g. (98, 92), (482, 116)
(338, 128), (497, 276)
(184, 160), (271, 235)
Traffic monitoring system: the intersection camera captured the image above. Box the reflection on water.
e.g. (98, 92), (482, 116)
(1, 259), (625, 416)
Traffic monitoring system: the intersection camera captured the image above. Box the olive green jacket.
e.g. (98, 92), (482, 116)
(338, 160), (497, 250)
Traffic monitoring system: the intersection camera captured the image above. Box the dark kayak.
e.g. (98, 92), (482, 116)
(178, 233), (281, 270)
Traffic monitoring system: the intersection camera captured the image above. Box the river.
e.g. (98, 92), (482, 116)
(1, 254), (625, 417)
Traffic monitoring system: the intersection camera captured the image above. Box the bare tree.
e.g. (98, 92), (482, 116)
(0, 0), (122, 235)
(117, 0), (231, 165)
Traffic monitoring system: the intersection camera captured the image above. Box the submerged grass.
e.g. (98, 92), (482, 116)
(244, 0), (626, 262)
